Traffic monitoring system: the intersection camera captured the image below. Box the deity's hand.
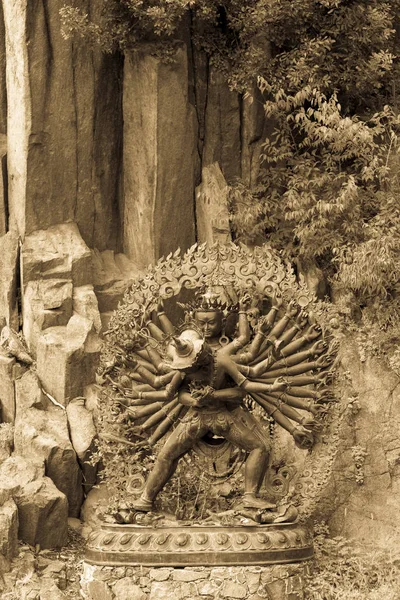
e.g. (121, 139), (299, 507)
(259, 315), (272, 334)
(304, 324), (322, 342)
(295, 309), (308, 329)
(315, 354), (334, 368)
(309, 403), (329, 417)
(190, 384), (215, 407)
(316, 370), (334, 387)
(300, 415), (316, 430)
(271, 292), (283, 309)
(285, 300), (299, 319)
(271, 376), (289, 392)
(121, 389), (140, 400)
(239, 293), (252, 312)
(292, 426), (314, 449)
(310, 340), (327, 357)
(315, 390), (337, 404)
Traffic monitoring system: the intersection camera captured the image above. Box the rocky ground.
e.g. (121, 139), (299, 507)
(0, 522), (87, 600)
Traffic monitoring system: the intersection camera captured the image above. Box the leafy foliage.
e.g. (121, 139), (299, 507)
(305, 524), (400, 599)
(60, 0), (400, 359)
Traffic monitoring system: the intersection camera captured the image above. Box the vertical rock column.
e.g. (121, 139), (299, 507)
(2, 0), (123, 250)
(123, 45), (197, 267)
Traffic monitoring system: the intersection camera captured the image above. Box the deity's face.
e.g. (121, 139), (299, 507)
(194, 310), (223, 339)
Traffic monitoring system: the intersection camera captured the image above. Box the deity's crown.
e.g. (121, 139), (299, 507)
(195, 289), (227, 312)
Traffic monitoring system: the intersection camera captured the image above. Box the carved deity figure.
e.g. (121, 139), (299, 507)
(102, 243), (336, 522)
(112, 290), (332, 515)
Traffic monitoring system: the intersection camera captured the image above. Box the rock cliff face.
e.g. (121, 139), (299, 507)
(0, 2), (269, 263)
(325, 341), (400, 547)
(2, 0), (123, 250)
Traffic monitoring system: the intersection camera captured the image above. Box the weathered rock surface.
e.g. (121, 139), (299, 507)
(0, 499), (18, 561)
(0, 231), (19, 330)
(196, 162), (232, 245)
(0, 5), (6, 136)
(0, 455), (68, 548)
(23, 278), (73, 355)
(91, 249), (139, 315)
(22, 223), (92, 288)
(325, 339), (400, 547)
(202, 66), (241, 184)
(0, 423), (13, 463)
(3, 0), (122, 248)
(123, 45), (197, 267)
(0, 353), (15, 423)
(36, 314), (101, 405)
(0, 135), (7, 238)
(15, 371), (83, 516)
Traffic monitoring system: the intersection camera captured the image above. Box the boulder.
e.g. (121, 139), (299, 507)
(3, 0), (122, 248)
(0, 353), (16, 423)
(0, 456), (68, 548)
(73, 285), (102, 334)
(0, 231), (19, 330)
(23, 278), (73, 355)
(84, 383), (102, 415)
(36, 315), (101, 405)
(15, 372), (84, 516)
(0, 326), (33, 365)
(15, 369), (48, 411)
(16, 477), (68, 549)
(0, 455), (44, 496)
(22, 223), (92, 287)
(196, 163), (232, 245)
(123, 45), (197, 266)
(0, 423), (13, 463)
(113, 579), (146, 600)
(0, 499), (18, 561)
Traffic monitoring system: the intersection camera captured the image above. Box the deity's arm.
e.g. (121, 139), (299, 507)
(217, 353), (287, 394)
(121, 371), (184, 408)
(279, 325), (322, 357)
(233, 331), (266, 364)
(250, 393), (314, 448)
(221, 310), (251, 355)
(156, 301), (175, 335)
(130, 362), (180, 389)
(178, 384), (246, 407)
(268, 300), (298, 339)
(236, 352), (275, 377)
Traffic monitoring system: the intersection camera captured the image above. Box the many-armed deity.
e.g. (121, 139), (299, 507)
(99, 243), (336, 525)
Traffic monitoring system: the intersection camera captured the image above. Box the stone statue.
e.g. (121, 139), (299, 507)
(100, 243), (336, 523)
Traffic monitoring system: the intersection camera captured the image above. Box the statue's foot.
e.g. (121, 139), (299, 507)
(273, 504), (298, 523)
(242, 493), (276, 510)
(131, 496), (153, 512)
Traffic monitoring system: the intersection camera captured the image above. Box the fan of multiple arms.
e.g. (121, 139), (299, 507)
(105, 298), (335, 450)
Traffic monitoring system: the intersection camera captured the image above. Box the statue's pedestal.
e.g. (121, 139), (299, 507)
(83, 523), (313, 599)
(81, 563), (311, 600)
